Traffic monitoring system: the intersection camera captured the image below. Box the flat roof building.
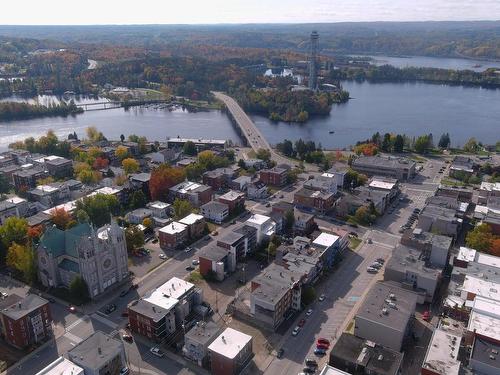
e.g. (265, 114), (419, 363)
(421, 326), (462, 375)
(35, 357), (84, 375)
(352, 155), (416, 181)
(208, 327), (253, 375)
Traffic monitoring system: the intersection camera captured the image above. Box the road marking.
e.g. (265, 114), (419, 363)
(91, 313), (118, 329)
(65, 316), (88, 331)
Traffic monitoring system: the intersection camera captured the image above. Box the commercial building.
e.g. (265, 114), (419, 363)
(158, 221), (188, 249)
(294, 187), (335, 213)
(166, 137), (227, 151)
(208, 327), (253, 375)
(421, 325), (462, 375)
(317, 365), (351, 375)
(37, 221), (129, 298)
(400, 228), (453, 268)
(201, 201), (230, 224)
(352, 155), (416, 181)
(0, 294), (52, 349)
(68, 331), (126, 375)
(218, 190), (245, 213)
(230, 176), (251, 192)
(478, 182), (500, 205)
(35, 357), (84, 375)
(304, 174), (338, 194)
(203, 168), (236, 190)
(259, 167), (287, 186)
(368, 177), (400, 201)
(470, 337), (500, 375)
(417, 203), (461, 238)
(169, 181), (213, 207)
(449, 155), (476, 179)
(312, 232), (343, 268)
(384, 245), (441, 303)
(354, 281), (417, 351)
(329, 333), (403, 375)
(128, 298), (176, 341)
(199, 245), (233, 281)
(28, 182), (71, 207)
(183, 321), (222, 367)
(13, 167), (48, 190)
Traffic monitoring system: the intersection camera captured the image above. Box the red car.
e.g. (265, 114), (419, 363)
(298, 319), (306, 327)
(316, 343), (329, 350)
(317, 338), (330, 346)
(422, 311), (431, 321)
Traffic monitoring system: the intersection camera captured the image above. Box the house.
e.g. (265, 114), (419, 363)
(0, 294), (52, 349)
(4, 196), (29, 218)
(35, 357), (84, 375)
(478, 182), (500, 205)
(250, 265), (302, 330)
(201, 201), (229, 224)
(128, 298), (176, 342)
(129, 172), (151, 198)
(13, 167), (48, 190)
(272, 201), (294, 216)
(368, 177), (400, 201)
(0, 200), (19, 224)
(203, 168), (236, 190)
(179, 213), (205, 239)
(159, 222), (188, 249)
(242, 158), (265, 170)
(208, 328), (253, 375)
(125, 208), (153, 224)
(146, 200), (172, 219)
(384, 245), (441, 303)
(34, 155), (73, 179)
(28, 182), (71, 207)
(245, 214), (276, 243)
(218, 190), (245, 213)
(328, 333), (403, 375)
(230, 176), (251, 192)
(449, 155), (476, 179)
(37, 221), (129, 298)
(294, 187), (335, 213)
(68, 331), (126, 375)
(354, 281), (418, 351)
(484, 210), (500, 235)
(352, 155), (416, 181)
(176, 157), (197, 168)
(247, 181), (268, 200)
(148, 148), (177, 164)
(0, 164), (21, 185)
(259, 167), (287, 186)
(169, 181), (213, 207)
(199, 245), (233, 281)
(183, 321), (222, 367)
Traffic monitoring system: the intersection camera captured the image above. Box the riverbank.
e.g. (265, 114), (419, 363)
(0, 101), (83, 122)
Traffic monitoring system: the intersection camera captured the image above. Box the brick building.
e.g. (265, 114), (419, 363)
(158, 222), (188, 249)
(218, 190), (245, 213)
(294, 188), (335, 213)
(259, 167), (287, 186)
(208, 328), (253, 375)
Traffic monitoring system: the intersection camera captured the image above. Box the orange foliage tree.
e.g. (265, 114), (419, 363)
(50, 208), (74, 230)
(149, 164), (186, 202)
(354, 143), (378, 156)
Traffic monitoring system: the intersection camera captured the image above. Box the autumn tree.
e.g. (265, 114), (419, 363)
(27, 225), (43, 242)
(125, 226), (144, 254)
(173, 199), (193, 220)
(86, 126), (106, 143)
(6, 243), (37, 284)
(354, 143), (378, 156)
(122, 158), (140, 174)
(115, 146), (129, 161)
(182, 141), (197, 156)
(466, 224), (494, 252)
(142, 217), (153, 229)
(256, 148), (271, 162)
(93, 156), (109, 170)
(150, 164), (186, 201)
(75, 194), (120, 227)
(0, 217), (28, 249)
(50, 208), (75, 230)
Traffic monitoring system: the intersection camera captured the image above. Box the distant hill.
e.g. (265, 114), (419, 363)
(0, 22), (499, 59)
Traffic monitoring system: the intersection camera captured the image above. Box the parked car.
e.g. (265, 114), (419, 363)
(305, 359), (318, 368)
(306, 308), (313, 316)
(192, 259), (200, 266)
(318, 294), (326, 302)
(1, 292), (8, 299)
(119, 290), (128, 297)
(159, 253), (167, 259)
(122, 334), (133, 343)
(150, 347), (165, 357)
(316, 343), (329, 350)
(277, 348), (284, 359)
(314, 348), (326, 356)
(185, 266), (195, 271)
(120, 368), (130, 375)
(298, 319), (306, 327)
(47, 297), (55, 303)
(185, 247), (193, 253)
(423, 311), (431, 321)
(376, 258), (385, 264)
(151, 238), (158, 244)
(302, 367), (315, 374)
(370, 262), (382, 269)
(317, 338), (330, 346)
(129, 283), (139, 290)
(69, 305), (76, 313)
(105, 304), (116, 314)
(292, 326), (301, 336)
(366, 267), (378, 274)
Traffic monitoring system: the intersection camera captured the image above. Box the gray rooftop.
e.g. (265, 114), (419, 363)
(0, 200), (16, 212)
(386, 245), (441, 280)
(128, 299), (171, 322)
(356, 281), (417, 333)
(330, 333), (403, 375)
(1, 294), (48, 321)
(201, 201), (229, 214)
(130, 173), (151, 182)
(68, 331), (123, 369)
(217, 230), (245, 246)
(420, 204), (458, 221)
(185, 321), (221, 346)
(199, 244), (228, 262)
(353, 155), (415, 170)
(471, 337), (500, 371)
(252, 264), (299, 304)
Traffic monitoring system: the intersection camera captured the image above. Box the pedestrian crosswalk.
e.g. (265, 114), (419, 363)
(91, 313), (118, 329)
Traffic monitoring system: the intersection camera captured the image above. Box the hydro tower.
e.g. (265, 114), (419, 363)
(308, 31), (319, 91)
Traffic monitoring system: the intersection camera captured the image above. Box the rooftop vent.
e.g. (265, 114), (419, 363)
(382, 308), (389, 315)
(389, 293), (396, 300)
(378, 355), (384, 361)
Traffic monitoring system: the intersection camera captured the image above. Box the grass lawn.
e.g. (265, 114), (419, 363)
(349, 237), (362, 250)
(188, 270), (203, 283)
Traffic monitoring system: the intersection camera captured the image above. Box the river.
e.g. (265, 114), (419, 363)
(349, 54), (500, 72)
(0, 62), (499, 150)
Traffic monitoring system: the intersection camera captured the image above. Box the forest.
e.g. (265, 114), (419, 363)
(0, 100), (83, 121)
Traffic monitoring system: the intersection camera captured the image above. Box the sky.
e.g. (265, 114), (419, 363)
(1, 0), (499, 25)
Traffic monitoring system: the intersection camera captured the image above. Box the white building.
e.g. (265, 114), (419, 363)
(201, 201), (229, 224)
(35, 357), (84, 375)
(245, 214), (276, 243)
(147, 201), (172, 218)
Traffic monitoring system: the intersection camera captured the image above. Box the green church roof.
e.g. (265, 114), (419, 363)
(39, 223), (92, 258)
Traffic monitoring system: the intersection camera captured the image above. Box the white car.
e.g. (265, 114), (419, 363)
(120, 368), (130, 375)
(318, 294), (326, 302)
(1, 292), (8, 299)
(185, 247), (193, 253)
(159, 254), (167, 259)
(150, 347), (165, 357)
(306, 308), (313, 316)
(192, 259), (200, 266)
(366, 267), (378, 274)
(292, 326), (301, 336)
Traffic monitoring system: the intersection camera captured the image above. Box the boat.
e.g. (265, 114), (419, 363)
(329, 131), (335, 134)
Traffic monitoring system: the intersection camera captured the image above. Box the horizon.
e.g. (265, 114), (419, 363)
(1, 0), (500, 25)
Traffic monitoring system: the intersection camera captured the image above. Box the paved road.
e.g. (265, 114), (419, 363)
(262, 230), (398, 375)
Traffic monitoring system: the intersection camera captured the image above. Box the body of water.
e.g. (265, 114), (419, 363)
(252, 80), (500, 149)
(350, 54), (500, 72)
(0, 106), (240, 150)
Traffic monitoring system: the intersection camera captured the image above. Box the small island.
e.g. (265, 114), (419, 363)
(0, 100), (83, 121)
